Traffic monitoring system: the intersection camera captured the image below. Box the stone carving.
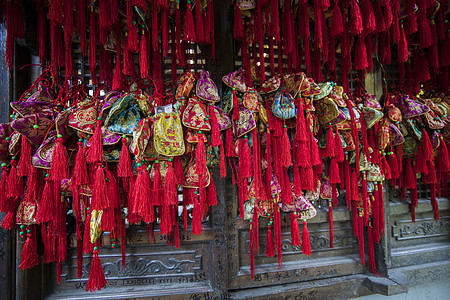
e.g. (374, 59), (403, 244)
(80, 257), (196, 279)
(393, 218), (450, 240)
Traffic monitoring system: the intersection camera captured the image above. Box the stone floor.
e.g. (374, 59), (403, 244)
(350, 279), (450, 300)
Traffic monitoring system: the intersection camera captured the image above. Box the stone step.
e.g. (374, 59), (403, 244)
(391, 242), (450, 268)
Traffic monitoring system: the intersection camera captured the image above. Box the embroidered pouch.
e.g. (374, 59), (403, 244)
(176, 71), (196, 101)
(272, 88), (296, 119)
(222, 69), (247, 93)
(154, 112), (185, 156)
(232, 104), (256, 137)
(182, 98), (211, 131)
(196, 70), (220, 102)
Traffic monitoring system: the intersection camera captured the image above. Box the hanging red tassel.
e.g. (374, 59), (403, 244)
(330, 2), (343, 37)
(87, 120), (103, 164)
(410, 188), (418, 222)
(421, 129), (434, 162)
(368, 224), (377, 274)
(73, 142), (89, 186)
(273, 202), (282, 267)
(324, 126), (335, 158)
(164, 161), (178, 206)
(89, 8), (98, 85)
(355, 36), (368, 70)
(310, 132), (321, 166)
(388, 151), (400, 180)
(334, 128), (344, 163)
(290, 212), (301, 246)
(173, 156), (185, 185)
(50, 136), (69, 180)
(350, 0), (363, 36)
(6, 160), (23, 199)
(91, 165), (109, 212)
(430, 183), (439, 220)
(19, 226), (39, 270)
(139, 29), (150, 78)
(329, 158), (341, 184)
(152, 163), (163, 206)
(18, 135), (32, 177)
(35, 178), (55, 224)
(161, 6), (169, 57)
(195, 0), (205, 43)
(266, 222), (275, 257)
(378, 183), (385, 238)
(280, 127), (292, 167)
(328, 201), (334, 248)
(209, 107), (222, 147)
(358, 210), (365, 266)
(301, 220), (312, 256)
(195, 137), (207, 176)
(192, 193), (202, 235)
(0, 165), (9, 211)
(207, 177), (217, 207)
(382, 155), (392, 179)
(184, 2), (196, 43)
(64, 0), (74, 83)
(438, 138), (450, 173)
(117, 138), (133, 178)
(86, 244), (107, 292)
(112, 48), (124, 91)
(239, 137), (252, 178)
(37, 6), (47, 63)
(219, 143), (227, 178)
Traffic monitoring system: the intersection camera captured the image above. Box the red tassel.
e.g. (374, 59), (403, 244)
(164, 161), (178, 206)
(0, 166), (9, 211)
(324, 126), (336, 158)
(195, 0), (205, 43)
(209, 107), (222, 147)
(293, 166), (302, 196)
(404, 159), (417, 189)
(219, 143), (227, 178)
(330, 2), (343, 37)
(35, 178), (55, 224)
(280, 127), (292, 167)
(152, 163), (163, 206)
(112, 49), (124, 91)
(378, 183), (385, 238)
(239, 137), (252, 178)
(388, 151), (400, 180)
(334, 128), (344, 163)
(430, 183), (439, 220)
(290, 212), (301, 246)
(368, 225), (377, 274)
(195, 138), (207, 176)
(273, 202), (282, 267)
(345, 159), (352, 209)
(139, 30), (150, 78)
(86, 245), (107, 292)
(118, 138), (133, 178)
(73, 142), (89, 186)
(207, 177), (217, 207)
(328, 201), (334, 248)
(382, 156), (392, 179)
(173, 156), (185, 185)
(310, 132), (321, 166)
(301, 220), (312, 256)
(302, 166), (315, 191)
(64, 0), (74, 82)
(233, 3), (244, 40)
(329, 158), (341, 184)
(91, 165), (109, 211)
(160, 6), (169, 57)
(37, 6), (47, 63)
(19, 226), (39, 270)
(397, 23), (408, 63)
(355, 36), (368, 70)
(361, 0), (376, 33)
(362, 175), (369, 225)
(89, 8), (98, 85)
(192, 194), (202, 235)
(266, 223), (275, 257)
(184, 3), (196, 43)
(134, 166), (154, 223)
(50, 137), (69, 180)
(438, 139), (450, 173)
(225, 129), (235, 157)
(87, 120), (103, 164)
(350, 0), (363, 35)
(421, 129), (434, 162)
(358, 211), (365, 265)
(410, 188), (418, 222)
(18, 135), (32, 177)
(7, 160), (23, 199)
